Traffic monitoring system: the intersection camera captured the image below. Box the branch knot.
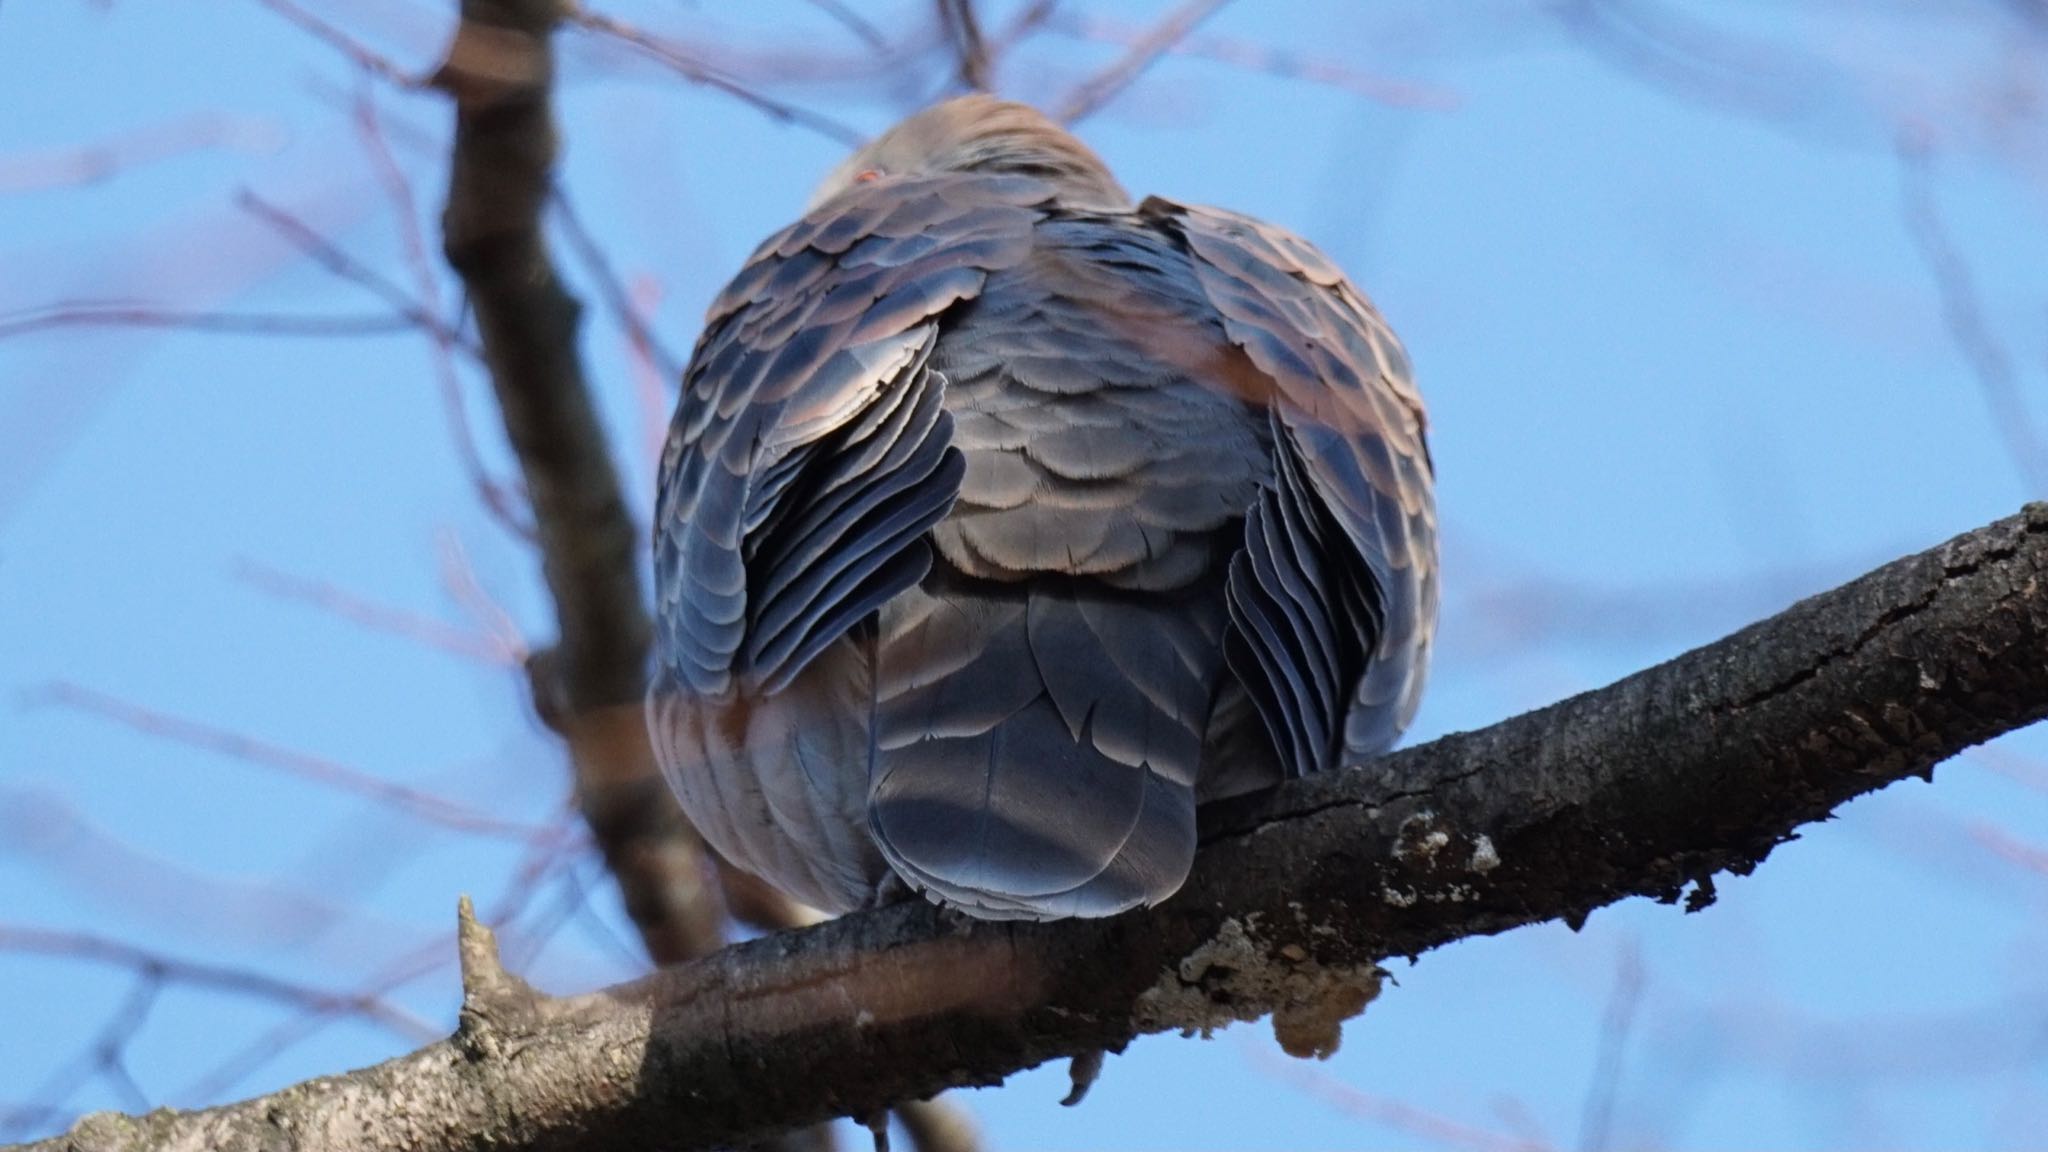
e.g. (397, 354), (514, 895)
(454, 894), (545, 1060)
(431, 9), (554, 108)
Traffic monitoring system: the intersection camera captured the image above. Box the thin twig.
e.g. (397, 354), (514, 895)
(434, 529), (533, 666)
(1966, 744), (2048, 797)
(1897, 129), (2048, 494)
(561, 2), (867, 146)
(235, 191), (486, 361)
(1045, 10), (1458, 110)
(559, 859), (658, 972)
(1053, 0), (1232, 124)
(802, 0), (889, 50)
(0, 971), (162, 1141)
(987, 0), (1059, 58)
(625, 273), (674, 481)
(0, 927), (440, 1044)
(936, 0), (992, 92)
(0, 114), (282, 194)
(550, 184), (687, 385)
(1251, 1043), (1552, 1152)
(1576, 942), (1646, 1152)
(232, 557), (521, 666)
(355, 86), (535, 540)
(498, 859), (599, 972)
(26, 681), (551, 842)
(1550, 0), (1835, 126)
(249, 0), (424, 88)
(0, 302), (419, 341)
(1967, 822), (2048, 877)
(176, 810), (585, 1104)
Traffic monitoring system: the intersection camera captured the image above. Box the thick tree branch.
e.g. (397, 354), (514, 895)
(24, 505), (2048, 1152)
(427, 6), (956, 1149)
(435, 0), (724, 968)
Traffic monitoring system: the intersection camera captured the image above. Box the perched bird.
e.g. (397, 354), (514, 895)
(649, 95), (1436, 921)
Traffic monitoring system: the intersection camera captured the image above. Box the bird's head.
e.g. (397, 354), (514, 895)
(808, 94), (1131, 212)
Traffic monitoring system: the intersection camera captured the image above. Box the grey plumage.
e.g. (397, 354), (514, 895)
(650, 94), (1437, 920)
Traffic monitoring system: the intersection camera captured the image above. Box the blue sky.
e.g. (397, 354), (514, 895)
(2, 2), (2045, 1148)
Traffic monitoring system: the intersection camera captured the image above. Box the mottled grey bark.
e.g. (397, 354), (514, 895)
(23, 505), (2048, 1152)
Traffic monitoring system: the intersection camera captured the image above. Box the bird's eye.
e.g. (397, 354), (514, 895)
(853, 169), (882, 184)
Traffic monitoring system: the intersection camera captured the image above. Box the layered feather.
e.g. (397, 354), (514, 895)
(649, 100), (1437, 921)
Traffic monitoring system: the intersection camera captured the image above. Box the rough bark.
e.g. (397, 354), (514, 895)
(434, 0), (734, 966)
(22, 504), (2048, 1152)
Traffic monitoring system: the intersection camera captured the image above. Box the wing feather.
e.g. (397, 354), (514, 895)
(1142, 196), (1438, 771)
(654, 174), (1049, 696)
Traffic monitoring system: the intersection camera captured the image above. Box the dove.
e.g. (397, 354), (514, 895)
(649, 95), (1436, 921)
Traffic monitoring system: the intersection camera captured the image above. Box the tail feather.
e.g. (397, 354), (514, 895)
(868, 579), (1223, 920)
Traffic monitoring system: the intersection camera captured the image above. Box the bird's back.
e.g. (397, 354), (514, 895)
(649, 107), (1435, 922)
(866, 215), (1270, 918)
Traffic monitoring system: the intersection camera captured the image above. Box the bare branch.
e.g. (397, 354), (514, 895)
(25, 681), (549, 842)
(1968, 742), (2048, 797)
(235, 191), (486, 361)
(0, 927), (439, 1044)
(434, 0), (730, 971)
(559, 2), (867, 146)
(936, 0), (992, 92)
(803, 0), (890, 51)
(1896, 129), (2048, 494)
(1967, 821), (2048, 877)
(1249, 1044), (1544, 1152)
(623, 274), (674, 479)
(249, 0), (424, 89)
(0, 114), (282, 194)
(428, 17), (859, 1146)
(355, 85), (535, 539)
(434, 530), (533, 664)
(231, 557), (522, 666)
(1576, 943), (1645, 1152)
(549, 185), (686, 386)
(1053, 0), (1232, 124)
(1044, 10), (1458, 111)
(24, 504), (2048, 1152)
(0, 302), (418, 341)
(0, 973), (161, 1142)
(1550, 0), (1838, 128)
(715, 863), (826, 935)
(987, 0), (1059, 59)
(172, 812), (585, 1104)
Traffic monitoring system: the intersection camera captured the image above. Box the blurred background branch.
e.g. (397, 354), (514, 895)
(431, 2), (950, 1148)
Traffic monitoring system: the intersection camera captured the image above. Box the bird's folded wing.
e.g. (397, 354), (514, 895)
(1142, 196), (1438, 771)
(654, 173), (1051, 696)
